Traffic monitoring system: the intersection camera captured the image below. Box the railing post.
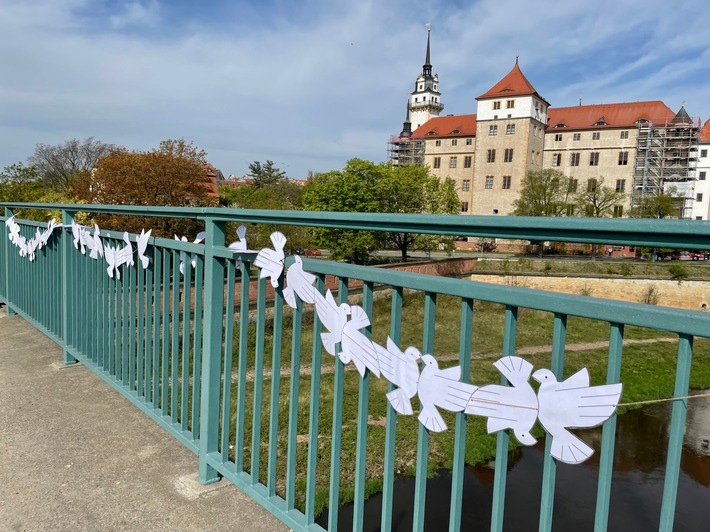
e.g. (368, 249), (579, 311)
(198, 217), (226, 484)
(3, 207), (16, 316)
(61, 209), (76, 364)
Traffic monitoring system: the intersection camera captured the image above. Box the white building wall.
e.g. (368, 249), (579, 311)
(476, 95), (548, 123)
(692, 142), (710, 220)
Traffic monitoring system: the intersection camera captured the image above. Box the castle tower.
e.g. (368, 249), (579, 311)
(408, 26), (444, 130)
(472, 59), (549, 215)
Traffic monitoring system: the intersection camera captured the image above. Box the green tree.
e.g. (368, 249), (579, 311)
(247, 160), (287, 189)
(629, 192), (681, 219)
(303, 159), (461, 263)
(574, 177), (627, 259)
(29, 137), (119, 192)
(512, 169), (572, 217)
(379, 165), (460, 261)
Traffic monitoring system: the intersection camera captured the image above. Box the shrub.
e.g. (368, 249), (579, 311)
(640, 284), (660, 305)
(668, 263), (688, 284)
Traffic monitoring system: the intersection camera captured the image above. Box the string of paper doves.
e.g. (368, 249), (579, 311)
(5, 218), (623, 465)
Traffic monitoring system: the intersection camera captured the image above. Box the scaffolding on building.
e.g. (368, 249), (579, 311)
(387, 135), (425, 167)
(632, 113), (699, 218)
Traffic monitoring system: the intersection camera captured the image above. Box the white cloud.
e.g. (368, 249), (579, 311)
(1, 0), (710, 179)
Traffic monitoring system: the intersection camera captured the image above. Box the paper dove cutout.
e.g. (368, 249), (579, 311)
(533, 368), (622, 464)
(6, 216), (20, 244)
(254, 231), (287, 288)
(105, 246), (118, 278)
(116, 232), (134, 268)
(137, 229), (151, 269)
(283, 255), (317, 308)
(84, 224), (104, 260)
(175, 232), (204, 275)
(417, 355), (478, 433)
(313, 289), (350, 356)
(227, 225), (248, 252)
(376, 338), (422, 415)
(466, 356), (539, 446)
(70, 220), (89, 254)
(338, 305), (380, 378)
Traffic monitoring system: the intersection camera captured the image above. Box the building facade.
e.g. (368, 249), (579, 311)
(389, 35), (705, 219)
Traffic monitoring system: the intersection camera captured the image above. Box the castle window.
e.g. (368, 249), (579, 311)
(555, 133), (563, 141)
(493, 101), (501, 110)
(573, 133), (581, 141)
(462, 179), (470, 191)
(552, 153), (561, 167)
(487, 149), (496, 163)
(700, 171), (706, 180)
(697, 193), (704, 202)
(464, 156), (472, 168)
(461, 201), (469, 212)
(592, 132), (601, 140)
(466, 138), (473, 145)
(702, 149), (708, 157)
(620, 131), (629, 139)
(433, 157), (441, 169)
(613, 206), (624, 218)
(618, 151), (628, 165)
(615, 179), (626, 192)
(489, 125), (498, 136)
(504, 148), (514, 162)
(570, 153), (580, 166)
(589, 152), (599, 166)
(485, 176), (494, 189)
(435, 140), (441, 146)
(450, 156), (457, 168)
(502, 175), (511, 189)
(452, 139), (458, 146)
(587, 178), (598, 192)
(568, 179), (578, 193)
(506, 124), (516, 135)
(506, 99), (515, 109)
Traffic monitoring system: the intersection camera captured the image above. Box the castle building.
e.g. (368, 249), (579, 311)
(389, 32), (703, 219)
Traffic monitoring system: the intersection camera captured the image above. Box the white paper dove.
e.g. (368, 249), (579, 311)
(227, 225), (248, 252)
(338, 305), (381, 378)
(137, 229), (151, 269)
(84, 224), (104, 260)
(116, 232), (134, 269)
(105, 245), (118, 278)
(254, 231), (286, 288)
(313, 289), (350, 356)
(466, 356), (539, 446)
(417, 355), (478, 433)
(533, 368), (622, 464)
(176, 232), (204, 275)
(38, 219), (61, 249)
(6, 216), (20, 245)
(283, 255), (317, 309)
(70, 220), (88, 254)
(376, 338), (422, 415)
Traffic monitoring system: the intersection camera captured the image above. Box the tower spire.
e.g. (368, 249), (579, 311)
(400, 102), (412, 138)
(423, 23), (432, 78)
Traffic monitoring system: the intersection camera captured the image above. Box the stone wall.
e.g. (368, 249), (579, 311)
(469, 274), (709, 311)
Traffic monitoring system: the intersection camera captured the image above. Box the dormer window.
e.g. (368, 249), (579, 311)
(636, 119), (649, 125)
(451, 129), (461, 134)
(554, 123), (567, 128)
(594, 117), (607, 126)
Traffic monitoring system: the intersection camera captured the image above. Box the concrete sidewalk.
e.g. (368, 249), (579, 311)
(0, 312), (288, 532)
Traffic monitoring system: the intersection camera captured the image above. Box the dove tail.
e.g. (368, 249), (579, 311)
(418, 405), (447, 433)
(551, 433), (594, 464)
(283, 287), (296, 309)
(386, 388), (414, 416)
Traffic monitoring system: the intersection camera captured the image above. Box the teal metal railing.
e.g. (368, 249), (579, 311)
(2, 202), (710, 532)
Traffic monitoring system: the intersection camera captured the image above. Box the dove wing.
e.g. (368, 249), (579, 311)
(466, 384), (538, 435)
(430, 370), (477, 413)
(493, 356), (534, 387)
(341, 328), (380, 378)
(377, 338), (420, 394)
(549, 429), (595, 465)
(269, 231), (287, 255)
(552, 381), (623, 429)
(255, 249), (283, 279)
(313, 290), (343, 334)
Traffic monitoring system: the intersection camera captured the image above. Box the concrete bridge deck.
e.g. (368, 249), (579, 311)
(0, 311), (288, 532)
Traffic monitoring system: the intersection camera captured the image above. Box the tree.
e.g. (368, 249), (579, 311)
(247, 160), (287, 189)
(303, 159), (461, 263)
(512, 169), (572, 217)
(29, 137), (119, 192)
(72, 139), (216, 236)
(379, 165), (460, 261)
(573, 177), (626, 258)
(629, 192), (681, 219)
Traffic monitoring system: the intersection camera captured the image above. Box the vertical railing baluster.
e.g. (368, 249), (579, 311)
(198, 218), (226, 484)
(381, 285), (403, 532)
(2, 207), (12, 316)
(122, 252), (130, 385)
(171, 249), (181, 423)
(144, 247), (154, 402)
(250, 276), (268, 484)
(539, 312), (567, 532)
(191, 255), (204, 441)
(449, 297), (474, 531)
(267, 279), (284, 496)
(659, 335), (694, 531)
(413, 291), (436, 532)
(161, 248), (170, 415)
(151, 248), (163, 407)
(61, 210), (76, 364)
(285, 285), (303, 511)
(594, 323), (624, 531)
(305, 274), (325, 525)
(327, 276), (348, 532)
(353, 281), (374, 532)
(490, 305), (518, 532)
(136, 249), (145, 397)
(219, 259), (235, 457)
(182, 254), (194, 433)
(235, 259), (251, 472)
(128, 251), (137, 389)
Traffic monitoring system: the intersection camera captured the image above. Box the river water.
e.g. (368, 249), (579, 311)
(318, 393), (710, 531)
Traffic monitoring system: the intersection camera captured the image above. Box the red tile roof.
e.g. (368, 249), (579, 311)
(477, 63), (547, 103)
(547, 101), (675, 131)
(411, 114), (477, 139)
(698, 119), (710, 142)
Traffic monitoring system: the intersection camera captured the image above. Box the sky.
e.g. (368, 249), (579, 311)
(2, 0), (710, 180)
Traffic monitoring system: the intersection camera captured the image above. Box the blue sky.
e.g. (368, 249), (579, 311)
(2, 0), (710, 180)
